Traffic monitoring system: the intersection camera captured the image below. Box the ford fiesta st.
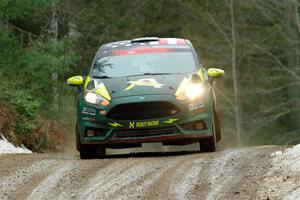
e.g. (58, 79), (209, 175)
(67, 37), (225, 159)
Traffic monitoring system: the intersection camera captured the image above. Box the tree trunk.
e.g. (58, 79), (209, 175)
(230, 0), (242, 145)
(51, 5), (59, 114)
(284, 0), (300, 138)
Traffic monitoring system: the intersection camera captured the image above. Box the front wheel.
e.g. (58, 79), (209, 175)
(79, 145), (97, 159)
(76, 123), (106, 159)
(213, 107), (221, 142)
(199, 113), (217, 152)
(199, 136), (216, 152)
(79, 145), (106, 159)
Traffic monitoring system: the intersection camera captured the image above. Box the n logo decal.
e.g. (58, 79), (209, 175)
(124, 78), (164, 91)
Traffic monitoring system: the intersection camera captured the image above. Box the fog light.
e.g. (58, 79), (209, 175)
(86, 130), (95, 137)
(195, 121), (206, 130)
(171, 109), (178, 115)
(181, 120), (206, 130)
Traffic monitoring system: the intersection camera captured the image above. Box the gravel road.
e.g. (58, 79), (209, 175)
(0, 145), (299, 200)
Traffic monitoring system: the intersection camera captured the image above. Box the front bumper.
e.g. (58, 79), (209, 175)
(77, 94), (213, 145)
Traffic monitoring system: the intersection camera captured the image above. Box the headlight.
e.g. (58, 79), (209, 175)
(185, 83), (205, 99)
(84, 92), (109, 106)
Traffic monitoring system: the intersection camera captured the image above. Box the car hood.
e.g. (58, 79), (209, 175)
(93, 73), (191, 99)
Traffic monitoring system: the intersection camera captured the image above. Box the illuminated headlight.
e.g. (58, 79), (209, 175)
(84, 92), (109, 106)
(185, 83), (205, 99)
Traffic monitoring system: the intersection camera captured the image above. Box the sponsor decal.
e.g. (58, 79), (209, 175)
(193, 107), (206, 114)
(188, 103), (206, 113)
(159, 38), (186, 45)
(124, 78), (164, 91)
(129, 122), (135, 128)
(99, 110), (107, 115)
(81, 107), (96, 116)
(108, 122), (123, 127)
(163, 118), (178, 124)
(129, 120), (159, 128)
(112, 47), (170, 56)
(81, 117), (96, 121)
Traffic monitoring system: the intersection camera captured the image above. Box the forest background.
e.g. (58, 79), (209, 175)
(0, 0), (299, 151)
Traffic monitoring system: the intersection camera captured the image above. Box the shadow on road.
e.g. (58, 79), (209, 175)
(103, 150), (202, 159)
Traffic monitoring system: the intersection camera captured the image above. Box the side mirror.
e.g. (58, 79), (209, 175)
(207, 68), (225, 78)
(67, 76), (83, 86)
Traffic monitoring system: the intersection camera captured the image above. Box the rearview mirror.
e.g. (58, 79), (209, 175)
(67, 76), (83, 86)
(207, 68), (225, 78)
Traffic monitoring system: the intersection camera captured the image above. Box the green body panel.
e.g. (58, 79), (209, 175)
(75, 38), (216, 146)
(77, 88), (214, 144)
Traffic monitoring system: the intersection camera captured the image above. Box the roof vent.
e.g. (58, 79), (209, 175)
(131, 37), (159, 43)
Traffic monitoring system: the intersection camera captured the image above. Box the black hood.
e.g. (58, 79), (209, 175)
(94, 73), (190, 98)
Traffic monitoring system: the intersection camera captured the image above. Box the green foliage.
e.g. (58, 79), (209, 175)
(2, 90), (40, 137)
(19, 39), (77, 103)
(0, 0), (77, 150)
(1, 0), (300, 150)
(0, 0), (56, 19)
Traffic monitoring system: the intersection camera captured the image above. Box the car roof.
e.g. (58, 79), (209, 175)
(100, 37), (189, 50)
(94, 37), (192, 60)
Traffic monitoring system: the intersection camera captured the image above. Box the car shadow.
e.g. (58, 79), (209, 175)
(101, 150), (201, 159)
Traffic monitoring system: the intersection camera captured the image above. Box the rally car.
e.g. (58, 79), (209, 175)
(67, 37), (225, 159)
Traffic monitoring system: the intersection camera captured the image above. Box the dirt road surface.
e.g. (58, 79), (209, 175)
(0, 145), (299, 200)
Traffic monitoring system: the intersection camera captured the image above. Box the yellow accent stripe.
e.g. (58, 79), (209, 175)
(175, 78), (189, 97)
(198, 69), (204, 81)
(163, 118), (178, 124)
(95, 83), (111, 100)
(84, 75), (90, 89)
(124, 83), (135, 91)
(108, 122), (123, 127)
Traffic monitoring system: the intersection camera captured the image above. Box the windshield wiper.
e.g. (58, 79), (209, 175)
(143, 73), (175, 75)
(94, 73), (181, 79)
(123, 72), (177, 77)
(92, 75), (114, 79)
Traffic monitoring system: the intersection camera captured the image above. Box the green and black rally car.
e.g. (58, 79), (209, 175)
(67, 37), (225, 159)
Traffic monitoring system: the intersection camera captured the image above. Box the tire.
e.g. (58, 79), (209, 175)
(199, 110), (217, 152)
(79, 145), (97, 159)
(75, 123), (81, 151)
(200, 136), (216, 152)
(213, 108), (221, 142)
(96, 146), (106, 158)
(75, 123), (105, 159)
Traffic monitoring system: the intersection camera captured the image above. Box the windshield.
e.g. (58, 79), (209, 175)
(91, 51), (197, 77)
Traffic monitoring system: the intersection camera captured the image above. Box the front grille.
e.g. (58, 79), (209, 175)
(113, 126), (176, 139)
(106, 101), (180, 120)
